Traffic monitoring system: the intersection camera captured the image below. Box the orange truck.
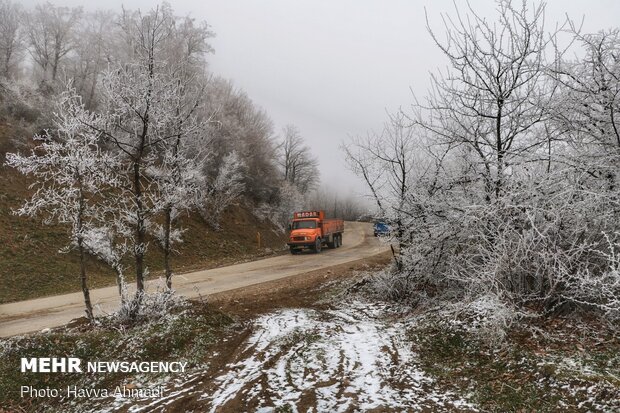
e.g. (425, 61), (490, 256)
(287, 210), (344, 254)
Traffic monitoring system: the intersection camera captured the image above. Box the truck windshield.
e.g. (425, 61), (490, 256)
(292, 220), (317, 229)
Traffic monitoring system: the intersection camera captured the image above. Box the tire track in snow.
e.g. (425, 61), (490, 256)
(96, 301), (478, 412)
(201, 301), (477, 412)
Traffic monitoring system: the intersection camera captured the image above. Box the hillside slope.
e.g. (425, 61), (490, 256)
(0, 121), (287, 304)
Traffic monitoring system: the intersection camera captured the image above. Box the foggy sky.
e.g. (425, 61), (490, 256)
(22, 0), (620, 198)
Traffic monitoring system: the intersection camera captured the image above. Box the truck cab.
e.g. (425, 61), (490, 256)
(287, 210), (344, 254)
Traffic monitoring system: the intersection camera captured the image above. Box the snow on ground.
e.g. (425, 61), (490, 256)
(198, 300), (477, 412)
(92, 300), (477, 412)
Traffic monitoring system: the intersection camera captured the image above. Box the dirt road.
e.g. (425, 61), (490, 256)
(0, 221), (387, 337)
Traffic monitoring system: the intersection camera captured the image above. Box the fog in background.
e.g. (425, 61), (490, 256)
(20, 0), (620, 198)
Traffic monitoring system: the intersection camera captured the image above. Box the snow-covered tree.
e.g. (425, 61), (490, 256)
(5, 90), (117, 320)
(344, 112), (422, 268)
(202, 76), (280, 204)
(348, 0), (620, 337)
(416, 0), (556, 202)
(198, 151), (245, 230)
(81, 224), (130, 301)
(83, 5), (193, 300)
(275, 181), (306, 230)
(555, 29), (620, 149)
(75, 4), (216, 298)
(93, 66), (170, 300)
(551, 28), (620, 187)
(149, 110), (207, 288)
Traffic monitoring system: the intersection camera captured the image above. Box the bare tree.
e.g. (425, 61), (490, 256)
(163, 14), (214, 78)
(551, 28), (620, 183)
(0, 0), (25, 78)
(67, 10), (116, 108)
(277, 124), (319, 193)
(414, 0), (556, 202)
(24, 2), (82, 82)
(344, 112), (422, 268)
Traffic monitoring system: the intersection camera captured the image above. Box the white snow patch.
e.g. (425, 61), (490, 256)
(77, 301), (478, 411)
(202, 301), (477, 412)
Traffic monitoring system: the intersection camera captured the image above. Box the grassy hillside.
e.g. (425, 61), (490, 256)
(0, 120), (287, 304)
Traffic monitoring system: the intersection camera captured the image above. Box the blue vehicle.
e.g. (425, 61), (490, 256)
(373, 221), (390, 237)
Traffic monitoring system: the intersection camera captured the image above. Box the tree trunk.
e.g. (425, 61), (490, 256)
(77, 237), (94, 321)
(51, 60), (58, 82)
(164, 206), (172, 289)
(133, 161), (145, 296)
(3, 49), (11, 78)
(495, 99), (504, 199)
(610, 106), (620, 148)
(76, 179), (94, 321)
(52, 44), (60, 81)
(114, 265), (125, 303)
(87, 72), (98, 109)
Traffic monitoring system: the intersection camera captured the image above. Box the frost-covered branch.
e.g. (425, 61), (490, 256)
(6, 89), (118, 320)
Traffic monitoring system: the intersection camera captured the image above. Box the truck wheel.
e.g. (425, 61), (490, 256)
(338, 234), (343, 247)
(336, 235), (341, 248)
(313, 238), (322, 253)
(327, 237), (336, 249)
